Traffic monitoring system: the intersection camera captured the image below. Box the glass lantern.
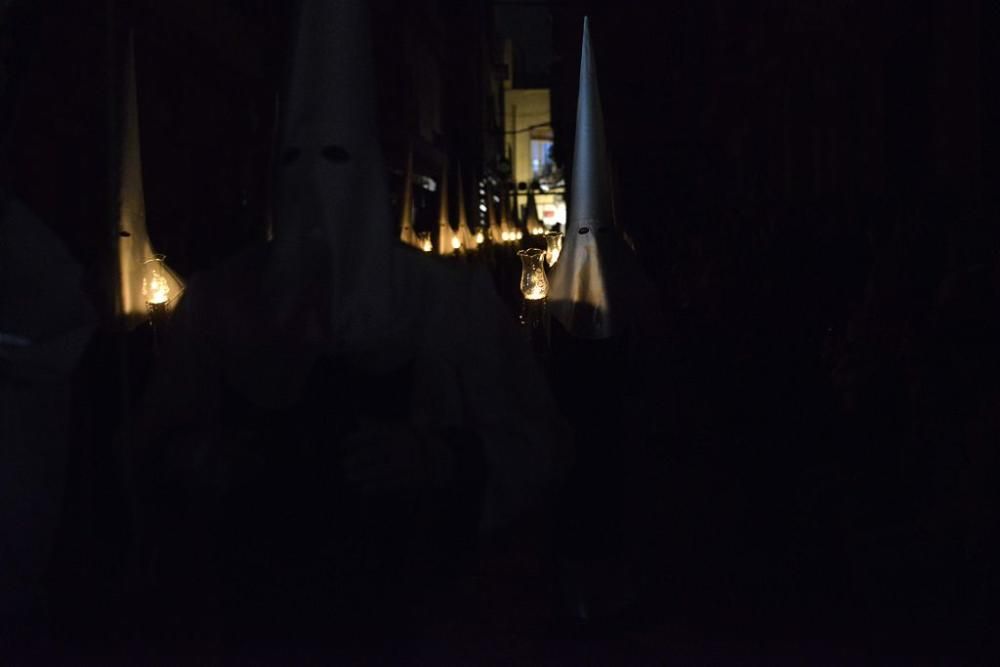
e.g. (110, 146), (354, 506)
(517, 248), (548, 301)
(141, 254), (182, 311)
(140, 254), (183, 350)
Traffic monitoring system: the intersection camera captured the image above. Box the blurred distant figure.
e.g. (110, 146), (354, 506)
(0, 191), (95, 641)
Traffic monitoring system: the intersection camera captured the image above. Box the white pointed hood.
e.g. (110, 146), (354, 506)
(117, 33), (184, 328)
(487, 183), (503, 243)
(436, 162), (456, 255)
(499, 187), (516, 239)
(454, 164), (478, 251)
(524, 186), (544, 235)
(1, 193), (96, 381)
(268, 0), (395, 350)
(547, 17), (635, 339)
(399, 148), (419, 248)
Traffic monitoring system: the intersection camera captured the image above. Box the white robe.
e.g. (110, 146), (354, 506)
(1, 194), (95, 622)
(138, 0), (568, 542)
(140, 244), (570, 534)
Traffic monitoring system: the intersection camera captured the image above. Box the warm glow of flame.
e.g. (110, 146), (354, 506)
(475, 230), (485, 244)
(516, 231), (523, 241)
(518, 248), (548, 301)
(422, 240), (433, 252)
(452, 235), (461, 250)
(523, 284), (547, 300)
(143, 268), (171, 305)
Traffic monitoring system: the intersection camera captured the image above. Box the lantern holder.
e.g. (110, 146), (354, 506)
(140, 253), (182, 352)
(519, 296), (550, 356)
(145, 301), (168, 353)
(517, 247), (549, 301)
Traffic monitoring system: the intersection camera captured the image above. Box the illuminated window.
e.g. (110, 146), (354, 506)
(530, 140), (554, 178)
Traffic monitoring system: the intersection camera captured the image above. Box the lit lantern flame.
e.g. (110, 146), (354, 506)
(517, 248), (548, 301)
(144, 270), (171, 304)
(475, 230), (485, 245)
(523, 284), (547, 300)
(141, 255), (177, 306)
(452, 235), (461, 251)
(422, 239), (433, 252)
(516, 231), (523, 241)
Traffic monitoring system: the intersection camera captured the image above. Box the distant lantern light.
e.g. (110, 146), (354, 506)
(475, 230), (485, 245)
(417, 231), (433, 252)
(451, 235), (461, 251)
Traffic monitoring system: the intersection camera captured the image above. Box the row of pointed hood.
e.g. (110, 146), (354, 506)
(398, 16), (638, 341)
(115, 2), (634, 341)
(398, 156), (549, 254)
(399, 153), (479, 254)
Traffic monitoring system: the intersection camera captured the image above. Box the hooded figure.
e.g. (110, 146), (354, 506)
(524, 185), (545, 236)
(117, 33), (184, 327)
(543, 19), (668, 623)
(1, 191), (95, 630)
(137, 0), (568, 633)
(435, 162), (456, 255)
(454, 164), (478, 252)
(547, 17), (640, 340)
(398, 148), (420, 249)
(486, 182), (503, 244)
(499, 185), (517, 242)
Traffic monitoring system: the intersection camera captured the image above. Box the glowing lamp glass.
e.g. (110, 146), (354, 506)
(141, 255), (173, 305)
(517, 248), (548, 301)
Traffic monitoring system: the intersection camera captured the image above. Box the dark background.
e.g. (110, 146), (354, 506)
(2, 0), (998, 659)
